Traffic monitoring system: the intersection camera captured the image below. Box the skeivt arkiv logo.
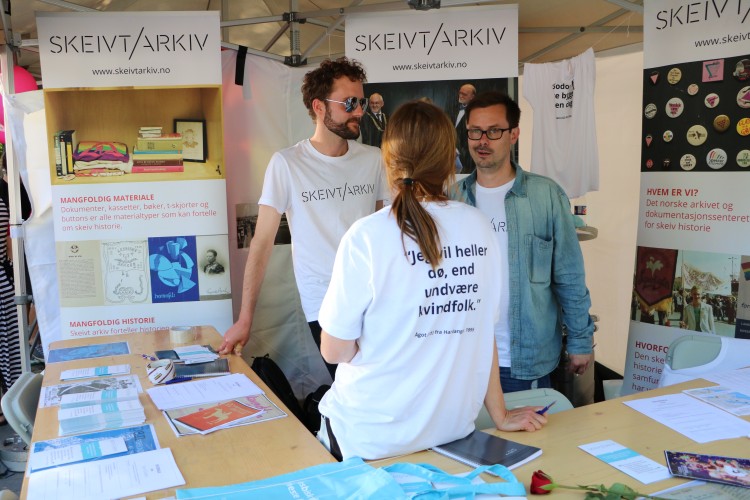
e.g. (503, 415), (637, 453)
(354, 22), (506, 56)
(48, 27), (210, 60)
(300, 183), (376, 203)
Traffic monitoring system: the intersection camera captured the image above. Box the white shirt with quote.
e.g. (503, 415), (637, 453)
(475, 180), (513, 367)
(318, 201), (502, 460)
(259, 139), (387, 321)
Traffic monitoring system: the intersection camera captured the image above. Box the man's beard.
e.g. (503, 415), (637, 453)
(324, 107), (360, 140)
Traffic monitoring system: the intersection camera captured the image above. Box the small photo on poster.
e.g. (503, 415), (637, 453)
(56, 240), (104, 307)
(235, 202), (290, 248)
(196, 235), (231, 301)
(101, 240), (151, 305)
(632, 246), (741, 338)
(148, 235), (199, 303)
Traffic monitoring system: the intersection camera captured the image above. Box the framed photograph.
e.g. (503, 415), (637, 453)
(174, 119), (207, 162)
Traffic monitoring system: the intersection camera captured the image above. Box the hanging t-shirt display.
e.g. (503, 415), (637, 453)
(523, 47), (599, 198)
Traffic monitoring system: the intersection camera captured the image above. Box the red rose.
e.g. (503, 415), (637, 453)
(530, 470), (554, 495)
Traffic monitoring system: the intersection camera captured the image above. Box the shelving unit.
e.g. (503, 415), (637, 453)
(44, 85), (225, 185)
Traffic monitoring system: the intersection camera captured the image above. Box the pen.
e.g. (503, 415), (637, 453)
(536, 401), (556, 415)
(165, 376), (193, 385)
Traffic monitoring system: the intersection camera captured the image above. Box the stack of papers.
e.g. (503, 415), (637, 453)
(59, 388), (139, 409)
(58, 399), (146, 436)
(164, 394), (287, 437)
(60, 364), (131, 381)
(174, 400), (264, 435)
(173, 345), (218, 364)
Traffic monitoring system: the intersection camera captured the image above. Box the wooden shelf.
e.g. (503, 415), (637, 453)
(44, 86), (225, 185)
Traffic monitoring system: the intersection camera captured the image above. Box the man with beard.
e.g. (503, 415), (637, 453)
(450, 91), (594, 393)
(454, 83), (476, 173)
(220, 58), (387, 379)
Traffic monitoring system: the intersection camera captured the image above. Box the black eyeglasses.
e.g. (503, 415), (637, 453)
(467, 127), (513, 140)
(325, 97), (368, 113)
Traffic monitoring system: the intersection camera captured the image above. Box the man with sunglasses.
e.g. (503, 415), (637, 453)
(220, 58), (387, 380)
(450, 91), (594, 393)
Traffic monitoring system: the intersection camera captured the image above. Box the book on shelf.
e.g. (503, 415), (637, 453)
(174, 358), (230, 378)
(131, 152), (183, 161)
(55, 129), (77, 176)
(136, 133), (182, 151)
(432, 430), (542, 472)
(131, 164), (185, 173)
(132, 148), (182, 156)
(53, 131), (63, 177)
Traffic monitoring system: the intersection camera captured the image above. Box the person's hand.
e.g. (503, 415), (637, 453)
(496, 406), (547, 432)
(568, 353), (592, 376)
(219, 319), (251, 355)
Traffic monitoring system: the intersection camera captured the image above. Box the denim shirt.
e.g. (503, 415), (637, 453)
(450, 162), (594, 379)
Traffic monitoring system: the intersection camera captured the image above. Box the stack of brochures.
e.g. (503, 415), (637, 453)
(58, 389), (146, 436)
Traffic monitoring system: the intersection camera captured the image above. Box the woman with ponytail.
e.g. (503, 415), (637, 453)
(316, 101), (546, 461)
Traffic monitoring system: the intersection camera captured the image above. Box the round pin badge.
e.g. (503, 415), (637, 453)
(737, 86), (750, 108)
(704, 93), (720, 108)
(713, 114), (730, 132)
(686, 125), (708, 146)
(665, 97), (684, 118)
(680, 154), (697, 171)
(737, 150), (750, 168)
(667, 67), (682, 84)
(737, 117), (750, 136)
(646, 159), (654, 169)
(644, 103), (657, 119)
(663, 130), (674, 142)
(645, 134), (653, 147)
(706, 148), (728, 169)
(687, 83), (699, 95)
(733, 59), (750, 81)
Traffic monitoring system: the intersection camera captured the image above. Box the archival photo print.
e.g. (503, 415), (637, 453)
(197, 234), (231, 301)
(632, 246), (742, 338)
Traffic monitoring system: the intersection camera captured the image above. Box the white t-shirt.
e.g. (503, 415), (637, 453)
(318, 201), (502, 460)
(523, 47), (599, 198)
(259, 139), (387, 321)
(475, 180), (513, 367)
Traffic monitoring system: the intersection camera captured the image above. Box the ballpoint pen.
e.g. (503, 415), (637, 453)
(165, 376), (193, 385)
(536, 400), (556, 415)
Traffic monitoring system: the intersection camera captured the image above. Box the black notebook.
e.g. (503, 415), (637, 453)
(432, 430), (542, 471)
(174, 358), (230, 378)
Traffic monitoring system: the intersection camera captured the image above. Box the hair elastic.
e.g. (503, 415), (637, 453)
(403, 178), (414, 186)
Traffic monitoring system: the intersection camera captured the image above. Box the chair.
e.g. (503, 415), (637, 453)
(474, 388), (573, 430)
(658, 335), (750, 387)
(1, 372), (43, 445)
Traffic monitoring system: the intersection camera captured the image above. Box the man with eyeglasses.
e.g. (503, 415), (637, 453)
(360, 93), (387, 148)
(220, 58), (387, 381)
(450, 91), (594, 393)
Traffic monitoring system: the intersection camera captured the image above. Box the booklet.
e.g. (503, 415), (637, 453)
(432, 430), (542, 472)
(665, 451), (750, 488)
(175, 400), (263, 434)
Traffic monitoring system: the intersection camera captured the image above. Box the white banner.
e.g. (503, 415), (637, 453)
(622, 0), (750, 395)
(644, 0), (750, 67)
(345, 5), (518, 82)
(36, 11), (221, 89)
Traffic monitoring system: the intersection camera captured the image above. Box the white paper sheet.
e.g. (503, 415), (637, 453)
(578, 439), (671, 484)
(624, 394), (750, 443)
(703, 367), (750, 394)
(147, 373), (264, 410)
(27, 448), (185, 500)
